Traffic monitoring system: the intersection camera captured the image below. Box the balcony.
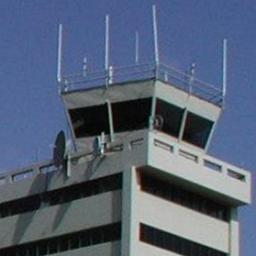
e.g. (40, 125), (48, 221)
(147, 131), (251, 205)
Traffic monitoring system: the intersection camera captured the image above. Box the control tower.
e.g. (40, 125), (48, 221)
(60, 58), (251, 256)
(0, 7), (251, 256)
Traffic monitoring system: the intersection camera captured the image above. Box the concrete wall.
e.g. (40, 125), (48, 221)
(50, 241), (120, 256)
(62, 80), (155, 109)
(0, 130), (148, 205)
(147, 131), (251, 205)
(121, 166), (244, 256)
(139, 192), (229, 252)
(0, 191), (121, 248)
(138, 242), (185, 256)
(0, 127), (250, 256)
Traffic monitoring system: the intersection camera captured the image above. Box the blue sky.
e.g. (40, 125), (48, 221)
(0, 0), (254, 255)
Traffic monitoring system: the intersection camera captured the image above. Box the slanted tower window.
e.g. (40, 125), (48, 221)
(69, 98), (152, 138)
(155, 99), (184, 138)
(182, 112), (213, 148)
(69, 104), (110, 138)
(112, 98), (152, 132)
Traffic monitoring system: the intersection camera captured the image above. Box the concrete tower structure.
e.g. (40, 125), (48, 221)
(0, 60), (251, 256)
(0, 9), (251, 256)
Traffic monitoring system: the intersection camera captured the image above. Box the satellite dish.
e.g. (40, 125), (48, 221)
(53, 130), (66, 167)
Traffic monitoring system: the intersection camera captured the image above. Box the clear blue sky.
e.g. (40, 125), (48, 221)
(0, 0), (254, 255)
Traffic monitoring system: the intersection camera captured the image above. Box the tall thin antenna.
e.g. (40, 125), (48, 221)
(152, 5), (159, 65)
(82, 56), (87, 76)
(135, 31), (139, 64)
(222, 39), (227, 100)
(57, 24), (63, 83)
(105, 15), (110, 71)
(188, 62), (196, 93)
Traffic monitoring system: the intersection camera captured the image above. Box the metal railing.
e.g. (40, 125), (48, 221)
(60, 62), (223, 107)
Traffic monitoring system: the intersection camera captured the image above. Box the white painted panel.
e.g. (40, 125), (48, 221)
(138, 192), (229, 252)
(137, 242), (182, 256)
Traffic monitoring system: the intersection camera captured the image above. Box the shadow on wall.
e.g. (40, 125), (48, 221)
(51, 156), (104, 232)
(12, 167), (66, 244)
(111, 241), (121, 255)
(13, 155), (108, 243)
(51, 202), (70, 232)
(12, 173), (47, 244)
(52, 155), (107, 232)
(84, 155), (106, 180)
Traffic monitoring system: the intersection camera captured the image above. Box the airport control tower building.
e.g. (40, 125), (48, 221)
(0, 8), (252, 256)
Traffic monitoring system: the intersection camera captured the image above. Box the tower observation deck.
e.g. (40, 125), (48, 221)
(0, 7), (251, 256)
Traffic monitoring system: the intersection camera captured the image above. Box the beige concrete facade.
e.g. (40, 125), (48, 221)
(0, 79), (251, 256)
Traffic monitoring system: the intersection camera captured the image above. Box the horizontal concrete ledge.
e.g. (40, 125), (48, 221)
(0, 191), (121, 249)
(147, 131), (251, 205)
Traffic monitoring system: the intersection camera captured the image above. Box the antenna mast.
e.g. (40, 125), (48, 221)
(222, 39), (227, 104)
(105, 15), (110, 72)
(135, 31), (139, 65)
(82, 56), (87, 76)
(57, 24), (63, 84)
(152, 5), (159, 65)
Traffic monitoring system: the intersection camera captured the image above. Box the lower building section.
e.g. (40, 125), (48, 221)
(0, 141), (249, 256)
(137, 171), (229, 252)
(0, 184), (122, 248)
(0, 223), (121, 256)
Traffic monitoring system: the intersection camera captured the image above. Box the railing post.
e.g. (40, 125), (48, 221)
(109, 66), (113, 85)
(164, 71), (168, 82)
(222, 39), (227, 108)
(188, 63), (196, 94)
(152, 5), (159, 79)
(105, 14), (110, 88)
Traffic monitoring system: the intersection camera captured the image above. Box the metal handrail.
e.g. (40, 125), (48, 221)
(59, 62), (223, 106)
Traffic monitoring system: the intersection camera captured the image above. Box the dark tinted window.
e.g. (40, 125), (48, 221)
(140, 172), (229, 221)
(69, 98), (152, 138)
(0, 223), (121, 256)
(183, 112), (213, 148)
(140, 224), (227, 256)
(155, 99), (184, 138)
(69, 104), (109, 138)
(0, 173), (122, 219)
(112, 98), (152, 132)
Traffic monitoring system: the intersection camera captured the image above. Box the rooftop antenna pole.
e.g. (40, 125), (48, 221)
(57, 24), (63, 84)
(82, 56), (87, 76)
(222, 39), (227, 106)
(135, 31), (139, 65)
(152, 5), (159, 66)
(189, 62), (196, 93)
(105, 14), (110, 87)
